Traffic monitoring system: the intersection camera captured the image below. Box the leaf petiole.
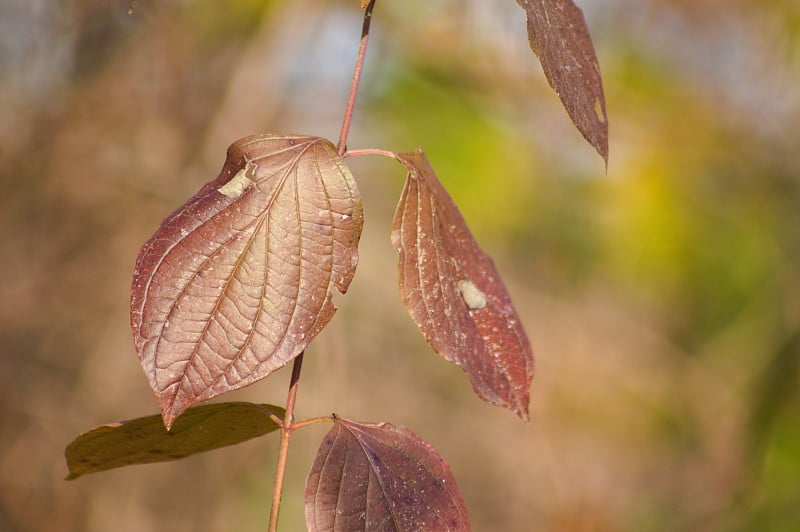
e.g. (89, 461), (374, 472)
(291, 416), (335, 431)
(344, 147), (400, 161)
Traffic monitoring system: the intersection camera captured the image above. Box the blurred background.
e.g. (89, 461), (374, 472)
(1, 0), (799, 530)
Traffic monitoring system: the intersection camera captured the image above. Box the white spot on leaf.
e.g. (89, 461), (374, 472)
(457, 280), (486, 310)
(218, 160), (257, 199)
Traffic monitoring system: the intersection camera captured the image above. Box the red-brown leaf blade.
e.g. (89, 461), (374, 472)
(305, 418), (470, 531)
(391, 149), (534, 421)
(131, 134), (363, 428)
(516, 0), (608, 162)
(64, 402), (284, 480)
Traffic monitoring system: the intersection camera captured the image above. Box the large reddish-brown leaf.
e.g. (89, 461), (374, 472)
(391, 149), (534, 421)
(305, 417), (470, 531)
(516, 0), (608, 163)
(131, 134), (363, 429)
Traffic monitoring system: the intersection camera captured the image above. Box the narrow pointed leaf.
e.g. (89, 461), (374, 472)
(305, 417), (470, 531)
(391, 149), (534, 420)
(131, 134), (363, 429)
(64, 402), (284, 480)
(515, 0), (608, 162)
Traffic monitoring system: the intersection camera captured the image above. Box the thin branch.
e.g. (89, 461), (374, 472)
(292, 415), (336, 431)
(337, 0), (377, 156)
(344, 148), (400, 161)
(268, 4), (379, 528)
(268, 352), (305, 532)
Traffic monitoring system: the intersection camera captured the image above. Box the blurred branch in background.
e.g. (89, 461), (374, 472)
(1, 0), (798, 530)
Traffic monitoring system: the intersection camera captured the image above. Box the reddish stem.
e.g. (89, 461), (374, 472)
(344, 147), (400, 161)
(292, 415), (335, 431)
(268, 3), (378, 528)
(268, 352), (304, 532)
(337, 0), (377, 156)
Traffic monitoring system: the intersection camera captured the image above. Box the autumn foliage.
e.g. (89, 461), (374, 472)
(65, 1), (607, 529)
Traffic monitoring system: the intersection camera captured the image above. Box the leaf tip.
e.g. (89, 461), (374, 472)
(161, 408), (179, 432)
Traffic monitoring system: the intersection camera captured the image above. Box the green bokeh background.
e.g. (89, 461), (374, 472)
(1, 0), (798, 530)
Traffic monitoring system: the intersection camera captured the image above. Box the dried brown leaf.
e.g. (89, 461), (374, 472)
(305, 417), (470, 531)
(516, 0), (608, 162)
(391, 149), (534, 420)
(131, 134), (363, 429)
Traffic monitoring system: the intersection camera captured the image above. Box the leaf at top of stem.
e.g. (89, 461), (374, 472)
(515, 0), (609, 163)
(64, 402), (284, 480)
(391, 149), (534, 421)
(131, 134), (363, 429)
(305, 417), (470, 531)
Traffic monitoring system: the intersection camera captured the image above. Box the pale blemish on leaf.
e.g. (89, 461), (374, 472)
(261, 297), (275, 310)
(218, 159), (257, 199)
(457, 280), (486, 310)
(594, 98), (606, 124)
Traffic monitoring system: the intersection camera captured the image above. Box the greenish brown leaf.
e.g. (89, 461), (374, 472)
(65, 402), (283, 480)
